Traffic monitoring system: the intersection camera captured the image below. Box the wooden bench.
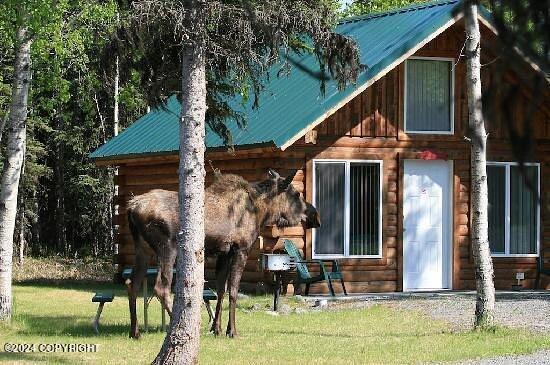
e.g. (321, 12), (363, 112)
(121, 267), (217, 331)
(202, 288), (217, 323)
(92, 293), (114, 334)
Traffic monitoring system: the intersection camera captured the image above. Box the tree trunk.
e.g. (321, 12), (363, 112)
(0, 27), (32, 321)
(114, 54), (120, 137)
(17, 138), (27, 265)
(54, 114), (66, 255)
(464, 0), (495, 329)
(111, 52), (120, 256)
(153, 45), (206, 365)
(18, 195), (26, 265)
(30, 189), (40, 256)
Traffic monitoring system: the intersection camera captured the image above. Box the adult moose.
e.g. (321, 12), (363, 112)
(126, 169), (320, 339)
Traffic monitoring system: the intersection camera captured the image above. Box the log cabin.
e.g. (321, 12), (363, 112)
(91, 0), (550, 293)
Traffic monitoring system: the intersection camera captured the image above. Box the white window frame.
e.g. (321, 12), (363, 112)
(312, 159), (383, 259)
(404, 57), (455, 135)
(487, 161), (540, 258)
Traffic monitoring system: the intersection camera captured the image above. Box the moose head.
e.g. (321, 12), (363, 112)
(256, 169), (320, 229)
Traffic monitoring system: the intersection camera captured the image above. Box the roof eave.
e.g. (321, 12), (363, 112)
(477, 15), (550, 84)
(279, 10), (465, 151)
(92, 141), (279, 166)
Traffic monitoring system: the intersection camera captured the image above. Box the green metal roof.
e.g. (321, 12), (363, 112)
(91, 0), (467, 160)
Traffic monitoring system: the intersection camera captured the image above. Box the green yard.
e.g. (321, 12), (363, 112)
(1, 281), (549, 364)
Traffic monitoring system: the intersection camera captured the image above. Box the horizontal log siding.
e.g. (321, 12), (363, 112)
(291, 20), (550, 292)
(112, 20), (550, 292)
(114, 150), (308, 291)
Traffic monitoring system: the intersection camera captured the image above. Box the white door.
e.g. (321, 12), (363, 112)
(403, 160), (452, 290)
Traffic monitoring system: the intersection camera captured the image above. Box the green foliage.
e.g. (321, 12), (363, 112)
(486, 0), (549, 72)
(0, 0), (147, 258)
(117, 0), (363, 146)
(341, 0), (428, 17)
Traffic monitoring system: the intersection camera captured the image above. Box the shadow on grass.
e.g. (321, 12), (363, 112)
(14, 314), (129, 338)
(268, 328), (448, 339)
(15, 313), (171, 338)
(15, 279), (123, 293)
(0, 351), (75, 364)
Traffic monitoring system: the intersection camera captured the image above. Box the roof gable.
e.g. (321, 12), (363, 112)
(91, 0), (465, 161)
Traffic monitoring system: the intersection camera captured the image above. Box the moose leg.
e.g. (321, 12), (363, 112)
(127, 251), (147, 339)
(154, 244), (177, 319)
(226, 249), (248, 338)
(211, 252), (232, 336)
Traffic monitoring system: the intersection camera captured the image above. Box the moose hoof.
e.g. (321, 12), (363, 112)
(210, 325), (222, 336)
(129, 330), (141, 339)
(226, 329), (238, 338)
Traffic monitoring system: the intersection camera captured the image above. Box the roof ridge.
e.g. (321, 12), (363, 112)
(338, 0), (460, 25)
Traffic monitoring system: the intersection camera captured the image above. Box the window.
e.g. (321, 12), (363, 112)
(405, 58), (454, 134)
(487, 163), (540, 256)
(313, 160), (382, 258)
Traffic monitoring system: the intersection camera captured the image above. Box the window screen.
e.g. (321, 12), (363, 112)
(510, 166), (538, 254)
(406, 59), (452, 132)
(314, 163), (345, 255)
(487, 163), (539, 256)
(350, 163), (380, 255)
(488, 165), (506, 254)
(314, 161), (382, 257)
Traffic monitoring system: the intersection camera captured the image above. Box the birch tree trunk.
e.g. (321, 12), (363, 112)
(0, 27), (32, 321)
(114, 54), (119, 137)
(153, 44), (206, 365)
(464, 0), (495, 329)
(17, 138), (27, 264)
(111, 52), (120, 254)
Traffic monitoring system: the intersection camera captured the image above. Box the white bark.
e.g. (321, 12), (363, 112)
(114, 55), (119, 137)
(0, 27), (32, 321)
(110, 54), (120, 254)
(464, 0), (495, 329)
(153, 45), (206, 364)
(17, 138), (27, 265)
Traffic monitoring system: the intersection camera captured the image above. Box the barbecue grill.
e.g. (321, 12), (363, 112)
(260, 254), (295, 311)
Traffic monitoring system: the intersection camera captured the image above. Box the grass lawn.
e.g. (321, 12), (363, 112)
(1, 281), (549, 364)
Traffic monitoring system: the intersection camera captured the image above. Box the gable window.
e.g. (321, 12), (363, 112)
(405, 58), (454, 134)
(487, 162), (540, 257)
(313, 160), (382, 258)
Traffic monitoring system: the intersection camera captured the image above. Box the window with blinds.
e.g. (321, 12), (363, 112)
(313, 160), (382, 258)
(487, 163), (539, 256)
(405, 58), (453, 133)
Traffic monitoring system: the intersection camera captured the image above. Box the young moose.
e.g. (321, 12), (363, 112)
(126, 169), (320, 339)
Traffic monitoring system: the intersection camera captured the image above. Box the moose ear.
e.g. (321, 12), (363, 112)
(278, 170), (297, 191)
(267, 169), (280, 180)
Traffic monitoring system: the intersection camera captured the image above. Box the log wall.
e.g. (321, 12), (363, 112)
(110, 19), (550, 293)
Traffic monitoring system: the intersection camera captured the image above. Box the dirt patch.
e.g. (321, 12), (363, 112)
(13, 256), (114, 283)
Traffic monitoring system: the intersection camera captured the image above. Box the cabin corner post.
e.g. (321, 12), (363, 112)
(305, 157), (314, 261)
(396, 153), (404, 292)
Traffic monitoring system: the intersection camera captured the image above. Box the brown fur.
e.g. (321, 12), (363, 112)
(126, 170), (320, 338)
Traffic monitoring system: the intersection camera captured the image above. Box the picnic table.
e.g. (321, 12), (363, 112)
(121, 267), (217, 332)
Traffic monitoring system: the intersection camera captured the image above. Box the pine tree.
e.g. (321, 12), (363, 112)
(119, 1), (363, 362)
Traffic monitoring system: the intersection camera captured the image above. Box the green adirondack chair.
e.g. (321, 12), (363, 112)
(284, 239), (347, 296)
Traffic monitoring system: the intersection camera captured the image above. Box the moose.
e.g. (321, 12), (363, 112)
(125, 169), (320, 338)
